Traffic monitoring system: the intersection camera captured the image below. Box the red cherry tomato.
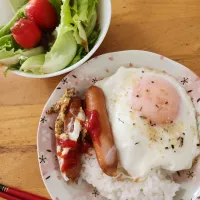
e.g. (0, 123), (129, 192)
(11, 18), (41, 49)
(26, 0), (58, 31)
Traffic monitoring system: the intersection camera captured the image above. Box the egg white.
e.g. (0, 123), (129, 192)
(96, 67), (200, 180)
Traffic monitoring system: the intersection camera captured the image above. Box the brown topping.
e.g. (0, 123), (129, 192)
(46, 88), (75, 114)
(47, 88), (75, 137)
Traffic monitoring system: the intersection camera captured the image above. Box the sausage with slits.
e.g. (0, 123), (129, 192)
(85, 86), (118, 176)
(64, 97), (82, 133)
(59, 97), (83, 181)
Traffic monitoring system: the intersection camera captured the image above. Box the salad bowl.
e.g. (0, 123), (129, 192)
(0, 0), (111, 78)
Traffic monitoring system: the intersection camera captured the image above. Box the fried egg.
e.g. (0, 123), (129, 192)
(96, 67), (200, 180)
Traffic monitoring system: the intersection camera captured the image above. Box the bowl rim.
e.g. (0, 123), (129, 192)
(11, 0), (112, 79)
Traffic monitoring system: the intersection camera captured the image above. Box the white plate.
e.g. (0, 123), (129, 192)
(37, 50), (200, 200)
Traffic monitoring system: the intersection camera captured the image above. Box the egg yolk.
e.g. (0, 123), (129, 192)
(132, 76), (180, 124)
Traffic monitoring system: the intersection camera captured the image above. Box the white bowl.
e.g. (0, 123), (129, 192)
(0, 0), (112, 78)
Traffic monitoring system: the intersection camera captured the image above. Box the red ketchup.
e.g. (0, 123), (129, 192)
(57, 138), (79, 172)
(61, 150), (78, 172)
(86, 110), (101, 146)
(57, 138), (77, 148)
(81, 141), (93, 154)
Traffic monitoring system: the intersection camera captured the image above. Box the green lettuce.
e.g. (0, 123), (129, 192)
(86, 9), (97, 37)
(48, 0), (62, 16)
(73, 14), (88, 51)
(20, 54), (45, 74)
(88, 0), (98, 22)
(77, 0), (88, 24)
(88, 29), (100, 49)
(72, 0), (98, 50)
(9, 0), (28, 12)
(70, 45), (85, 65)
(70, 28), (100, 65)
(4, 64), (20, 76)
(0, 46), (44, 67)
(0, 35), (17, 51)
(40, 0), (77, 73)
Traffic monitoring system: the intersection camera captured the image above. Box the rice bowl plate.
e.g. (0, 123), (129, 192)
(37, 50), (200, 200)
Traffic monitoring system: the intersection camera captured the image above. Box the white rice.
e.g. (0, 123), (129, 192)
(79, 150), (180, 200)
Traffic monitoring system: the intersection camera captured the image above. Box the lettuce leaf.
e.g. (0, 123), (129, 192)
(39, 0), (77, 74)
(0, 35), (15, 51)
(72, 0), (88, 51)
(77, 0), (88, 24)
(0, 5), (26, 38)
(8, 0), (28, 12)
(88, 28), (100, 49)
(88, 0), (98, 24)
(73, 14), (88, 51)
(71, 0), (78, 14)
(41, 32), (77, 73)
(4, 64), (20, 76)
(70, 28), (99, 65)
(71, 0), (98, 50)
(70, 45), (86, 65)
(0, 46), (44, 67)
(48, 0), (62, 16)
(20, 54), (45, 74)
(0, 34), (21, 51)
(85, 9), (97, 37)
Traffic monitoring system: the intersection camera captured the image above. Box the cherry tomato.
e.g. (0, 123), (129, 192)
(11, 18), (41, 49)
(26, 0), (58, 31)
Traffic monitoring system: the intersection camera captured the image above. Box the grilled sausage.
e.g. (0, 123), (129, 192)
(58, 97), (83, 181)
(85, 86), (118, 176)
(64, 97), (82, 133)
